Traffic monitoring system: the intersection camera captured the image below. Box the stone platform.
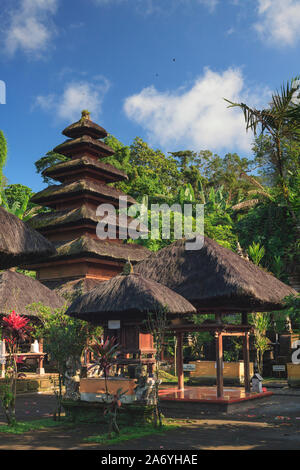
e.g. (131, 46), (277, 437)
(159, 386), (273, 415)
(0, 373), (60, 394)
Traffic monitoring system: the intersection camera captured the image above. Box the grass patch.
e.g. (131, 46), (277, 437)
(159, 370), (188, 384)
(0, 417), (73, 435)
(84, 423), (179, 445)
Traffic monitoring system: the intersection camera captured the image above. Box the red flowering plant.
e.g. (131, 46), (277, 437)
(0, 311), (31, 426)
(88, 337), (127, 435)
(88, 337), (120, 396)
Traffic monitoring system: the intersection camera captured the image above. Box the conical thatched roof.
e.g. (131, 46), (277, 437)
(0, 270), (65, 317)
(135, 236), (297, 313)
(66, 273), (196, 323)
(0, 207), (55, 269)
(62, 115), (108, 139)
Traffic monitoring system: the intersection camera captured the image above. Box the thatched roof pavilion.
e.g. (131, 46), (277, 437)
(135, 236), (297, 313)
(0, 207), (55, 269)
(0, 270), (65, 317)
(66, 272), (195, 377)
(66, 272), (196, 323)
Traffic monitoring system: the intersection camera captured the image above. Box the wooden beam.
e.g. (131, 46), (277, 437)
(167, 324), (253, 334)
(243, 331), (251, 394)
(215, 332), (224, 398)
(176, 332), (184, 391)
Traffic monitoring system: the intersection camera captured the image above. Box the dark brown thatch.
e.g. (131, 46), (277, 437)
(47, 236), (150, 264)
(135, 236), (297, 313)
(28, 205), (148, 235)
(0, 207), (55, 269)
(25, 236), (150, 266)
(53, 136), (114, 158)
(66, 273), (196, 323)
(43, 156), (128, 183)
(31, 179), (136, 207)
(45, 277), (104, 303)
(0, 270), (65, 317)
(63, 117), (108, 139)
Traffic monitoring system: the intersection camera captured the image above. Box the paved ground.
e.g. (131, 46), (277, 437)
(1, 391), (300, 450)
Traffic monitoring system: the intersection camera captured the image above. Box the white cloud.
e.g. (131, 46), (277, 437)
(124, 68), (270, 154)
(35, 78), (111, 122)
(93, 0), (218, 14)
(254, 0), (300, 46)
(198, 0), (218, 12)
(4, 0), (58, 57)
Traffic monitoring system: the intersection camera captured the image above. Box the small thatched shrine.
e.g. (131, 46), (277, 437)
(66, 270), (196, 374)
(0, 269), (65, 377)
(24, 111), (149, 297)
(0, 269), (65, 316)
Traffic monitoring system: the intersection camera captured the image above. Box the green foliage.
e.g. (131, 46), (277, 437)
(0, 130), (7, 187)
(225, 76), (300, 214)
(84, 423), (179, 445)
(0, 184), (40, 221)
(0, 417), (73, 434)
(35, 151), (69, 184)
(30, 303), (99, 372)
(273, 295), (300, 333)
(248, 242), (265, 266)
(236, 202), (296, 276)
(251, 312), (271, 374)
(29, 303), (102, 419)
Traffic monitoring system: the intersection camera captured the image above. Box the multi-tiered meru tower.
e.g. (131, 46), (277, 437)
(26, 111), (149, 297)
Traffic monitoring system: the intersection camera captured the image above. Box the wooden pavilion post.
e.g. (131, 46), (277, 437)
(215, 331), (224, 398)
(242, 313), (250, 393)
(176, 332), (184, 390)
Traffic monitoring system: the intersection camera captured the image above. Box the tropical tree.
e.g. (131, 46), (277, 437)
(0, 130), (7, 188)
(225, 77), (300, 216)
(0, 311), (31, 426)
(35, 151), (69, 184)
(30, 303), (100, 419)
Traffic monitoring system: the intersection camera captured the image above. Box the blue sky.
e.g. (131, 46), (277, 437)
(0, 0), (300, 192)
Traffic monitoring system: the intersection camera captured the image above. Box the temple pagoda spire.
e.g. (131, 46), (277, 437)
(25, 112), (149, 298)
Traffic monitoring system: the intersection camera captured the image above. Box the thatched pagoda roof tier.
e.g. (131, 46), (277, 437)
(135, 236), (297, 313)
(0, 270), (65, 317)
(31, 179), (136, 207)
(0, 207), (56, 269)
(30, 236), (150, 264)
(53, 135), (114, 158)
(63, 115), (108, 140)
(42, 156), (128, 184)
(28, 206), (148, 235)
(66, 273), (196, 323)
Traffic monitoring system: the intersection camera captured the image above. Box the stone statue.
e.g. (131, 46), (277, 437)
(134, 365), (155, 405)
(64, 356), (81, 401)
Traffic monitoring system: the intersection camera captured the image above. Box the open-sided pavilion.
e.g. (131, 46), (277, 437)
(135, 236), (297, 400)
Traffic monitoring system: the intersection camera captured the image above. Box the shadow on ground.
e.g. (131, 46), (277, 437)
(1, 393), (300, 450)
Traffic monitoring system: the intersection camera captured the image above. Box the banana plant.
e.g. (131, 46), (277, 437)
(248, 241), (265, 266)
(0, 191), (40, 221)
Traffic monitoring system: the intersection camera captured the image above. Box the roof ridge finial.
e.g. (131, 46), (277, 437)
(123, 257), (134, 276)
(81, 109), (91, 121)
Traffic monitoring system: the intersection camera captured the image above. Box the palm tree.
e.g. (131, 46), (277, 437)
(225, 77), (300, 217)
(0, 130), (7, 188)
